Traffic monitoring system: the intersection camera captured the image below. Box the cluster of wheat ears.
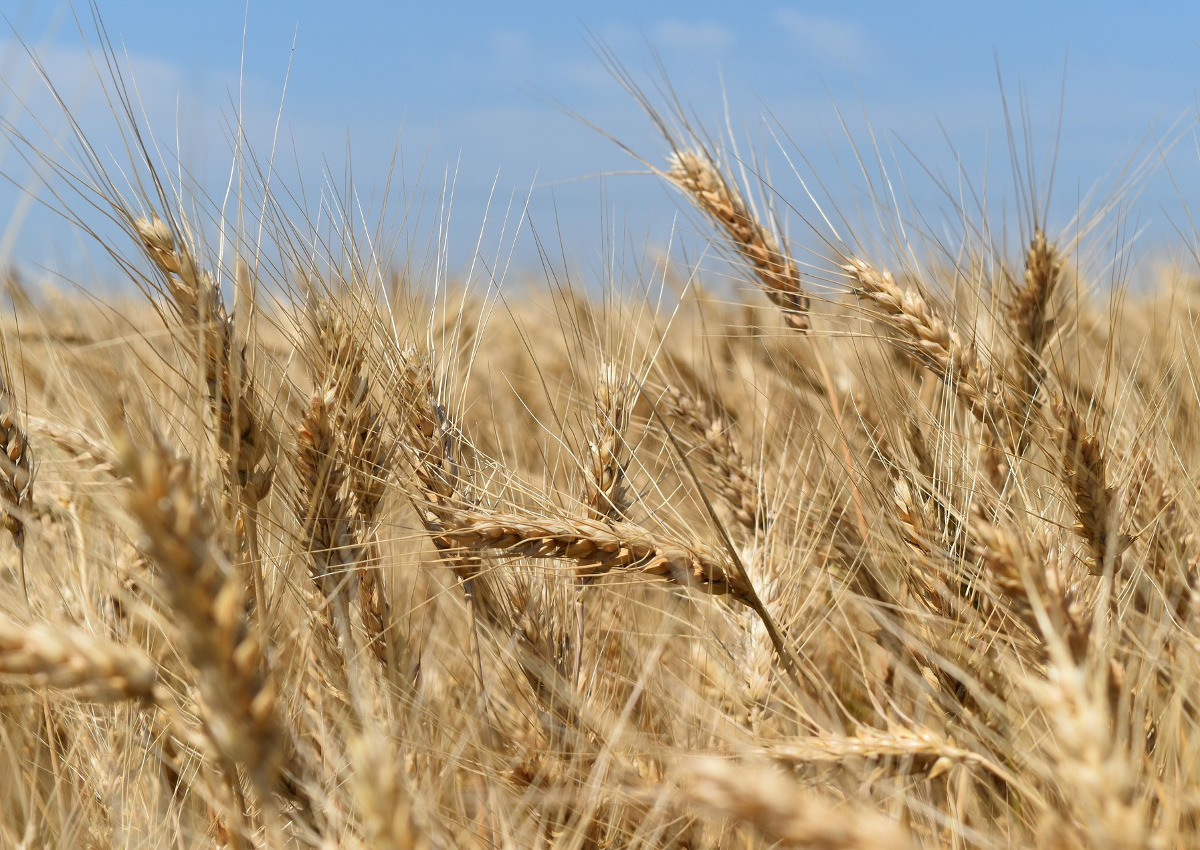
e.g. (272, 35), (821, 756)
(1, 19), (1198, 850)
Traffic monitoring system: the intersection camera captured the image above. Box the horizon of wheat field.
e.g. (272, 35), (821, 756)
(1, 5), (1200, 849)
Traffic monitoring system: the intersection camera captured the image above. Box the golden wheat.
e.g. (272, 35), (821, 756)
(3, 22), (1200, 850)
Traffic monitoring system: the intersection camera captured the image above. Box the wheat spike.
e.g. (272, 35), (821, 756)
(0, 615), (157, 701)
(122, 435), (286, 812)
(583, 363), (635, 522)
(309, 299), (397, 669)
(668, 149), (810, 331)
(844, 256), (1013, 450)
(1054, 399), (1131, 576)
(133, 216), (275, 502)
(685, 757), (913, 849)
(659, 383), (766, 532)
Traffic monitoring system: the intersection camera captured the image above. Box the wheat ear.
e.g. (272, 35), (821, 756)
(134, 217), (275, 498)
(393, 345), (749, 602)
(0, 382), (32, 549)
(0, 615), (158, 701)
(429, 507), (754, 601)
(658, 383), (765, 532)
(396, 346), (597, 744)
(1054, 398), (1131, 576)
(122, 435), (287, 820)
(685, 757), (913, 849)
(583, 363), (635, 522)
(393, 346), (487, 585)
(969, 514), (1090, 661)
(993, 229), (1064, 470)
(0, 377), (34, 608)
(309, 301), (397, 670)
(763, 726), (1014, 786)
(134, 216), (275, 618)
(574, 362), (636, 679)
(844, 257), (1012, 450)
(295, 390), (358, 613)
(349, 732), (427, 850)
(668, 149), (810, 331)
(28, 416), (117, 479)
(1008, 231), (1062, 416)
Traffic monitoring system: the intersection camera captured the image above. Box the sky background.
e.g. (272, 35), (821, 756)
(2, 1), (1200, 289)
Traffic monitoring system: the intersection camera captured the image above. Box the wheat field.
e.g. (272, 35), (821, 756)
(0, 18), (1197, 850)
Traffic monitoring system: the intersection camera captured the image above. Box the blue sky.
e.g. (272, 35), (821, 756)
(3, 1), (1200, 284)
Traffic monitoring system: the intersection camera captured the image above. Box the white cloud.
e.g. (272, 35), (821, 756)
(772, 10), (870, 68)
(651, 20), (735, 53)
(0, 41), (175, 122)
